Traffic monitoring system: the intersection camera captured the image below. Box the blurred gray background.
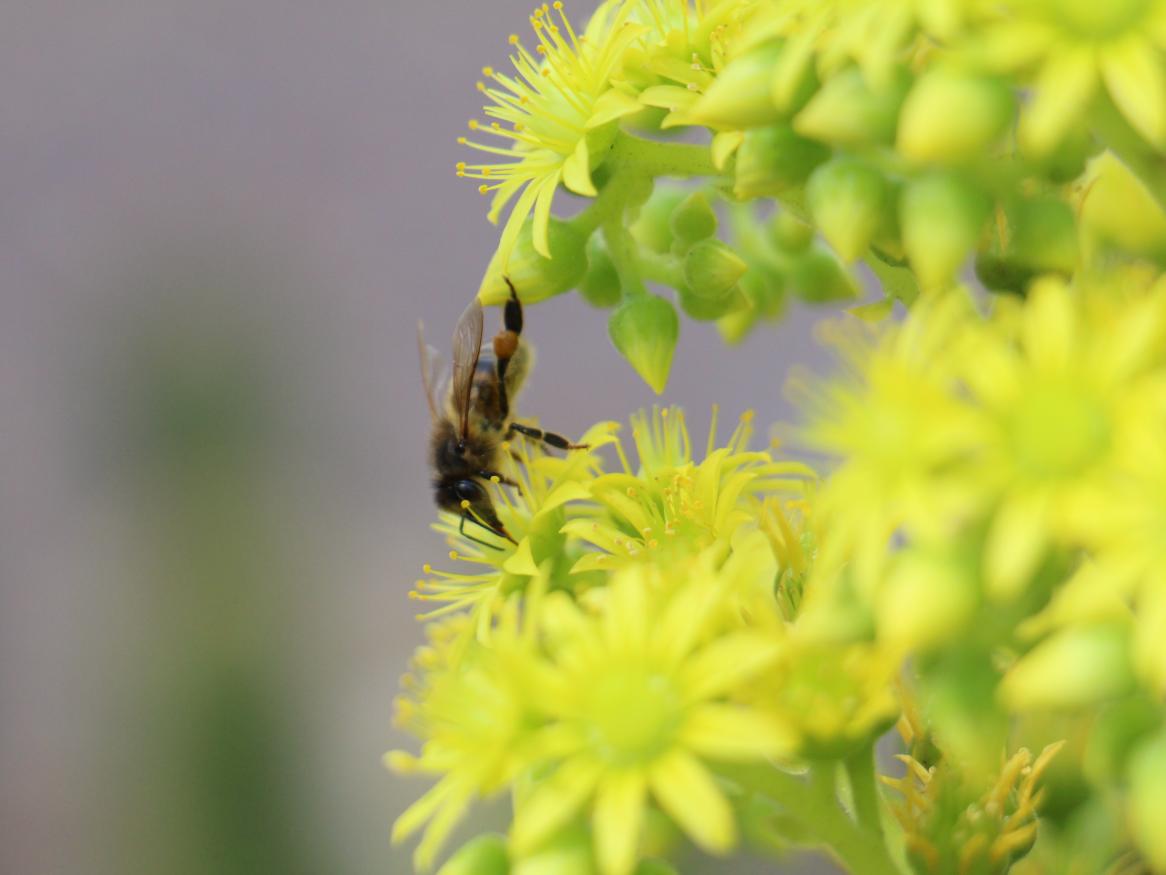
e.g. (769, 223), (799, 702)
(0, 2), (834, 873)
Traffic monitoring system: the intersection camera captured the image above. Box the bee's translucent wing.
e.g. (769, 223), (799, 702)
(450, 299), (484, 440)
(417, 321), (444, 423)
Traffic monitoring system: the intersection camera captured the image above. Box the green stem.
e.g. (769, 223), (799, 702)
(719, 763), (903, 875)
(609, 130), (719, 178)
(844, 743), (885, 836)
(636, 250), (684, 287)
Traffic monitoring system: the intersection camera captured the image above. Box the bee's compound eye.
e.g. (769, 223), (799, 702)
(454, 479), (483, 502)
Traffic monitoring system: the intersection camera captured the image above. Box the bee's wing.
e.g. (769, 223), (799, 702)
(416, 321), (444, 423)
(450, 299), (484, 440)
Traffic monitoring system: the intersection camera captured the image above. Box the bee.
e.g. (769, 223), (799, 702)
(418, 279), (586, 547)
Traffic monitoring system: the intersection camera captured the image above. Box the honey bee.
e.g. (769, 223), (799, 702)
(419, 280), (586, 547)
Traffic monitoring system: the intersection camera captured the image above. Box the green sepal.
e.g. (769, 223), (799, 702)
(688, 41), (786, 128)
(787, 246), (860, 302)
(669, 191), (718, 248)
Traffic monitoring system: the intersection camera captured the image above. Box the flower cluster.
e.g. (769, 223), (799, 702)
(387, 0), (1166, 872)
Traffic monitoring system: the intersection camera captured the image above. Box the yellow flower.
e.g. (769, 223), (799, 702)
(412, 422), (613, 633)
(459, 2), (645, 280)
(964, 277), (1164, 597)
(975, 0), (1166, 152)
(509, 561), (796, 875)
(794, 292), (986, 594)
(564, 406), (815, 573)
(388, 602), (548, 870)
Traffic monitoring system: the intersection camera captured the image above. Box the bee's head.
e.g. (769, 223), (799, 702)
(435, 477), (512, 543)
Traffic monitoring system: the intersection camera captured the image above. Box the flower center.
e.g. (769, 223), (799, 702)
(1008, 383), (1110, 480)
(1055, 0), (1150, 39)
(584, 666), (681, 765)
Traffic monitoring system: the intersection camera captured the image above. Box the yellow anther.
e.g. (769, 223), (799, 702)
(490, 475), (501, 484)
(482, 66), (494, 77)
(460, 499), (471, 509)
(449, 551), (459, 560)
(741, 409), (755, 423)
(422, 564), (433, 573)
(509, 34), (520, 44)
(468, 119), (479, 130)
(476, 81), (487, 92)
(455, 161), (466, 170)
(478, 185), (490, 194)
(457, 136), (468, 144)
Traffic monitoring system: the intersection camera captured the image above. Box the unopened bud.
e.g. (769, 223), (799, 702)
(579, 235), (621, 308)
(631, 186), (688, 254)
(437, 834), (509, 875)
(770, 211), (814, 252)
(897, 69), (1014, 162)
(787, 247), (859, 302)
(901, 171), (990, 289)
(683, 239), (747, 300)
(734, 125), (830, 199)
(513, 823), (594, 875)
(794, 66), (909, 147)
(1000, 623), (1135, 711)
(669, 191), (718, 248)
(806, 159), (891, 262)
(688, 42), (784, 128)
(479, 218), (588, 305)
(608, 294), (679, 394)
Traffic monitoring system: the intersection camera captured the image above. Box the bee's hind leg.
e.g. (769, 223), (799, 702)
(509, 422), (589, 451)
(493, 278), (524, 419)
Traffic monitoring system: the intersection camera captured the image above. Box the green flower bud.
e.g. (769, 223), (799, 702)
(1129, 730), (1166, 871)
(438, 834), (509, 875)
(787, 246), (859, 302)
(1000, 624), (1136, 711)
(806, 158), (891, 262)
(683, 239), (748, 300)
(579, 235), (621, 308)
(688, 42), (784, 128)
(738, 266), (786, 317)
(897, 69), (1014, 162)
(631, 187), (688, 254)
(608, 294), (679, 394)
(717, 306), (758, 344)
(733, 125), (830, 199)
(793, 66), (909, 147)
(669, 191), (717, 248)
(480, 218), (589, 305)
(901, 172), (990, 289)
(770, 211), (814, 252)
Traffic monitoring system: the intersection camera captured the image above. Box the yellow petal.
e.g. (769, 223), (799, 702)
(648, 751), (736, 854)
(588, 88), (643, 127)
(679, 633), (782, 701)
(1101, 39), (1166, 149)
(511, 756), (601, 853)
(985, 492), (1049, 600)
(503, 537), (539, 575)
(562, 137), (597, 197)
(593, 771), (646, 875)
(681, 705), (798, 760)
(531, 173), (559, 258)
(494, 182), (542, 269)
(1022, 278), (1075, 373)
(1020, 49), (1097, 155)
